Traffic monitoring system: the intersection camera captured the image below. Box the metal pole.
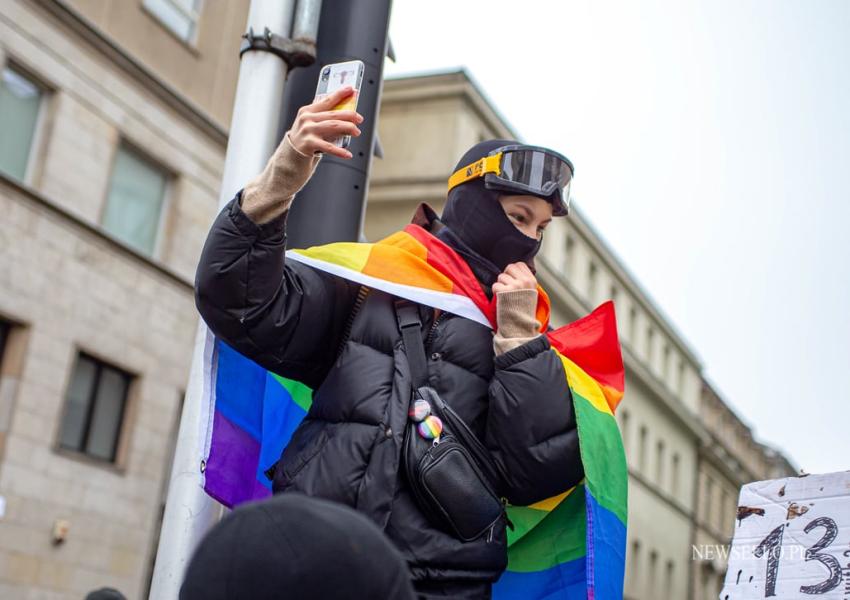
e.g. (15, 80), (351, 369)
(148, 1), (298, 597)
(292, 0), (323, 44)
(280, 0), (394, 248)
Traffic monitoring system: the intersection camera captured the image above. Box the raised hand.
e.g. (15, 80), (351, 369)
(288, 86), (364, 159)
(492, 262), (537, 295)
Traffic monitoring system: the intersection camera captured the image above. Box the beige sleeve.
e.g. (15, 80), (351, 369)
(493, 288), (542, 356)
(240, 133), (322, 224)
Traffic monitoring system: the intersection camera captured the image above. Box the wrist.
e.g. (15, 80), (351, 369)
(285, 132), (313, 158)
(495, 289), (540, 338)
(241, 133), (321, 224)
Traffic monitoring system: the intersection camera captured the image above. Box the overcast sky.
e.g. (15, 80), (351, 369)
(384, 0), (850, 474)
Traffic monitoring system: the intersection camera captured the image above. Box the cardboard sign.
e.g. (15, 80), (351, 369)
(721, 471), (850, 599)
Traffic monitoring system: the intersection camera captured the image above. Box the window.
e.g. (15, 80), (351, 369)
(665, 560), (675, 595)
(0, 320), (9, 363)
(671, 452), (681, 498)
(655, 440), (665, 487)
(628, 306), (638, 344)
(719, 488), (729, 533)
(638, 425), (648, 472)
(59, 353), (131, 462)
(0, 319), (22, 460)
(587, 261), (598, 303)
(609, 284), (618, 304)
(700, 565), (712, 600)
(704, 476), (714, 525)
(563, 235), (574, 276)
(102, 143), (168, 255)
(646, 326), (655, 362)
(0, 65), (44, 181)
(629, 540), (642, 592)
(144, 0), (203, 43)
(648, 549), (659, 596)
(620, 409), (630, 455)
(661, 344), (670, 378)
(715, 574), (725, 599)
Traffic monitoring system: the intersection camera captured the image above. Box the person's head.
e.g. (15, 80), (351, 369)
(85, 589), (126, 600)
(180, 493), (415, 600)
(441, 139), (573, 271)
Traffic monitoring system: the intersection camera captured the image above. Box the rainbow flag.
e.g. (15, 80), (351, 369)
(198, 225), (627, 599)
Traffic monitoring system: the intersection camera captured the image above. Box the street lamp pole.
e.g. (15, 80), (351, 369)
(147, 1), (317, 596)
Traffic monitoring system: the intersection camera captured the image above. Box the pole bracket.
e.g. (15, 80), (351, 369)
(239, 26), (316, 69)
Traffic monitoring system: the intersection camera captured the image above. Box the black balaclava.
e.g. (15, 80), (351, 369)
(440, 139), (550, 275)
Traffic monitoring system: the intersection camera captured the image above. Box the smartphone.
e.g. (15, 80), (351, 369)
(314, 60), (365, 149)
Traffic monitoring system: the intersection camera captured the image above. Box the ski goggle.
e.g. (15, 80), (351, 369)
(447, 145), (574, 216)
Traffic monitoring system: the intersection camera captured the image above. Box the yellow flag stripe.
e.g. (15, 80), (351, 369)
(528, 485), (577, 512)
(556, 351), (614, 416)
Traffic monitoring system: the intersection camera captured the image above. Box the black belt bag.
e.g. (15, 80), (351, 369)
(395, 301), (507, 542)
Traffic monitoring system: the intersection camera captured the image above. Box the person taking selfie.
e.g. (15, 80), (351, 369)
(195, 85), (584, 599)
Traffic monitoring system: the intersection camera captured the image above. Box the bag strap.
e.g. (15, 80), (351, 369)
(394, 299), (509, 495)
(394, 300), (429, 390)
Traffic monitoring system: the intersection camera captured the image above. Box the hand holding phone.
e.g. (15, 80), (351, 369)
(288, 86), (364, 159)
(313, 60), (365, 149)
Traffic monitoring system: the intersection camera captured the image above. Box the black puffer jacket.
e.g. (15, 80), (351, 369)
(195, 195), (583, 591)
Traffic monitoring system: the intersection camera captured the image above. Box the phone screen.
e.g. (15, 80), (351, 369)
(314, 60), (364, 147)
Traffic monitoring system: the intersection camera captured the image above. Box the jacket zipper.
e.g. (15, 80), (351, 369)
(424, 311), (447, 350)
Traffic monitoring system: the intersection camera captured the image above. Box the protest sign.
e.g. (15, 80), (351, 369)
(721, 471), (850, 599)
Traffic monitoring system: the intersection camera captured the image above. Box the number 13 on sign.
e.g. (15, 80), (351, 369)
(721, 472), (850, 600)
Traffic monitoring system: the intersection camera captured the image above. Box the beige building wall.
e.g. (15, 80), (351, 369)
(0, 182), (195, 599)
(62, 0), (247, 130)
(0, 0), (248, 597)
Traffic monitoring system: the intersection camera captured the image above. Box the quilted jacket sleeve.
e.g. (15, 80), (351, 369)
(194, 194), (359, 389)
(486, 335), (584, 506)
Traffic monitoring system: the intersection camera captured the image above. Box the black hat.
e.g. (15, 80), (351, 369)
(180, 493), (415, 600)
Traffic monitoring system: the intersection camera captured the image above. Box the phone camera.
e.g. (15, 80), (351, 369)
(321, 68), (330, 82)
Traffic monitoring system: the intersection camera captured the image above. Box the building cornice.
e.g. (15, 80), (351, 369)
(1, 173), (194, 292)
(385, 69), (519, 140)
(629, 468), (694, 520)
(698, 433), (760, 486)
(30, 0), (228, 147)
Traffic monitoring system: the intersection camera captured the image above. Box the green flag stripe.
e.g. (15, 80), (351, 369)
(507, 504), (551, 547)
(571, 390), (628, 525)
(506, 482), (587, 572)
(270, 374), (314, 412)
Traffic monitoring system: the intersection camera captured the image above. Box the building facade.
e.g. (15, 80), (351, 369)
(692, 381), (796, 600)
(0, 2), (794, 599)
(0, 0), (248, 597)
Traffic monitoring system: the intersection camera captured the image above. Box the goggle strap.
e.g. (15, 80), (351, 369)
(447, 153), (502, 192)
